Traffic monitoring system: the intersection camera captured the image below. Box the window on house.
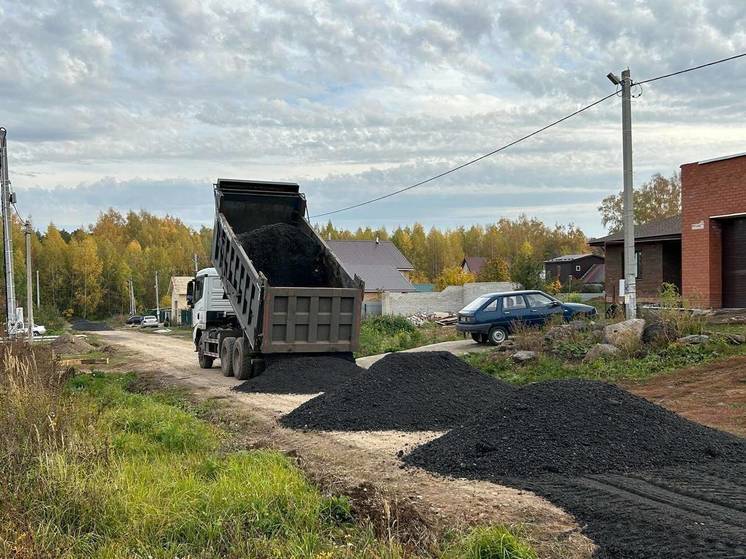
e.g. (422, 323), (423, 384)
(636, 251), (642, 279)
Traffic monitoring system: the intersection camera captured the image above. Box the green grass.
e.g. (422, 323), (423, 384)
(356, 315), (459, 357)
(2, 362), (536, 559)
(464, 328), (746, 385)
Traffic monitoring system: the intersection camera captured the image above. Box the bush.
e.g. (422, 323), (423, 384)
(363, 315), (416, 336)
(34, 304), (67, 334)
(445, 525), (537, 559)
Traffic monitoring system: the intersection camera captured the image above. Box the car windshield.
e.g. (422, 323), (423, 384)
(462, 295), (492, 312)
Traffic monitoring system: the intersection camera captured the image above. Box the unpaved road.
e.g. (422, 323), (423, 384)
(97, 328), (593, 559)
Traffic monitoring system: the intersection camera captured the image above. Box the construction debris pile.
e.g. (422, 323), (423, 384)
(233, 355), (362, 394)
(238, 223), (343, 288)
(281, 352), (512, 431)
(406, 312), (457, 327)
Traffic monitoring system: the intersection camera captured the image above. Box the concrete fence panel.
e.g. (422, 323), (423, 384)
(382, 282), (519, 316)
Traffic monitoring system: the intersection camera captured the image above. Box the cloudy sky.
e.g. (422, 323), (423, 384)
(2, 0), (745, 237)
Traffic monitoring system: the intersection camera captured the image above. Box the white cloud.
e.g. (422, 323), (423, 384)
(1, 0), (745, 237)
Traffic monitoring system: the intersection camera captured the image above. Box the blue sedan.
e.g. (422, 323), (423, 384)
(456, 290), (597, 345)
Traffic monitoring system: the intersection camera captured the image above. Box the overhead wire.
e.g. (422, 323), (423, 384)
(310, 91), (618, 218)
(311, 51), (746, 219)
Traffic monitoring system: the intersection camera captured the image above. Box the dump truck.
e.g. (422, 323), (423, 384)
(188, 179), (364, 379)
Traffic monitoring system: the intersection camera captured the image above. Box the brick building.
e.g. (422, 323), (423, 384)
(591, 152), (746, 309)
(589, 216), (681, 305)
(681, 153), (746, 308)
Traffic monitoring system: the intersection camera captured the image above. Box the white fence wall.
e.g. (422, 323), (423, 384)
(382, 282), (519, 316)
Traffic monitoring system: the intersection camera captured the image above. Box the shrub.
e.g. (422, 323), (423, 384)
(445, 525), (537, 559)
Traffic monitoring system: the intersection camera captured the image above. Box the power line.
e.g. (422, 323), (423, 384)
(311, 91), (617, 218)
(635, 52), (746, 85)
(311, 51), (746, 219)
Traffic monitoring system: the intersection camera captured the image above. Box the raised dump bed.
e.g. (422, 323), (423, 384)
(191, 179), (364, 379)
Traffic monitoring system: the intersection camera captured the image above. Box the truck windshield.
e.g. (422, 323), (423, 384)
(462, 295), (492, 312)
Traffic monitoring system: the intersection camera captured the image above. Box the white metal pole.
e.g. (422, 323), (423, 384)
(155, 271), (160, 323)
(0, 127), (17, 335)
(36, 269), (40, 308)
(25, 220), (33, 341)
(621, 69), (637, 319)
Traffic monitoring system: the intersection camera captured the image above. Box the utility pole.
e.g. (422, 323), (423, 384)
(193, 253), (199, 273)
(608, 68), (636, 319)
(36, 270), (40, 308)
(154, 271), (160, 323)
(128, 278), (136, 316)
(0, 127), (18, 336)
(25, 220), (33, 341)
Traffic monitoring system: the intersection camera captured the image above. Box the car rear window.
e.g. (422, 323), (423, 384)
(462, 295), (491, 312)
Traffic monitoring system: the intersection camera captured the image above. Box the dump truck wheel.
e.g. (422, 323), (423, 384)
(488, 326), (508, 346)
(232, 338), (253, 380)
(197, 345), (214, 369)
(220, 337), (236, 377)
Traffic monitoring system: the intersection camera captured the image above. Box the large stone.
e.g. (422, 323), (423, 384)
(722, 333), (745, 345)
(544, 321), (591, 342)
(603, 319), (646, 348)
(642, 321), (677, 345)
(583, 343), (621, 363)
(677, 334), (710, 344)
(512, 350), (537, 363)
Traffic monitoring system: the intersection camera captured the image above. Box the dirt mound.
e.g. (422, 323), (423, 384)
(405, 379), (746, 478)
(281, 352), (512, 431)
(233, 355), (362, 394)
(238, 223), (342, 287)
(52, 333), (94, 355)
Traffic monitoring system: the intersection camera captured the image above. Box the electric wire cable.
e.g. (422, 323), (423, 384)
(635, 52), (746, 85)
(312, 51), (746, 219)
(310, 91), (618, 218)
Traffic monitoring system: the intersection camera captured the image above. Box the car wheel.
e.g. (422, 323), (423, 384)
(488, 326), (508, 346)
(220, 337), (236, 377)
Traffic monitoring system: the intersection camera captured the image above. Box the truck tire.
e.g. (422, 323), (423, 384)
(197, 344), (214, 369)
(488, 326), (508, 346)
(232, 338), (253, 380)
(220, 337), (236, 377)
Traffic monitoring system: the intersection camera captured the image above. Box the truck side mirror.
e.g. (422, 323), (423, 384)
(186, 280), (194, 308)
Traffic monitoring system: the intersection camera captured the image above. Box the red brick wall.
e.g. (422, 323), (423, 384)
(681, 155), (746, 308)
(603, 243), (671, 304)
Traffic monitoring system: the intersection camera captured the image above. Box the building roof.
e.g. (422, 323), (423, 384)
(589, 215), (682, 246)
(342, 264), (415, 293)
(462, 256), (487, 275)
(544, 253), (598, 263)
(168, 276), (192, 295)
(326, 240), (414, 270)
(580, 263), (605, 284)
(696, 151), (746, 165)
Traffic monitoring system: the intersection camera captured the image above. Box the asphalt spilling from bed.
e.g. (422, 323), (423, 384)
(280, 352), (513, 431)
(233, 355), (362, 395)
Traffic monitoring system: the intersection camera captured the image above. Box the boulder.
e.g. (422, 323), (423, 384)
(495, 339), (517, 352)
(583, 343), (621, 363)
(603, 319), (646, 348)
(722, 333), (745, 345)
(512, 350), (537, 363)
(544, 321), (591, 342)
(642, 322), (677, 345)
(677, 334), (710, 344)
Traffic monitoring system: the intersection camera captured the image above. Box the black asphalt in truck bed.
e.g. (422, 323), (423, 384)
(233, 355), (362, 394)
(280, 352), (512, 431)
(238, 223), (344, 288)
(403, 379), (746, 558)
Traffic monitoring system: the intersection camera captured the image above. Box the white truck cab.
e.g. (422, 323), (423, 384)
(189, 267), (236, 351)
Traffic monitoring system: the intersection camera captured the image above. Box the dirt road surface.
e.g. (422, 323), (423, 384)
(96, 328), (593, 559)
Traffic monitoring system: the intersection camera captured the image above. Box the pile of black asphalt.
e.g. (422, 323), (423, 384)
(238, 223), (343, 287)
(233, 355), (363, 394)
(280, 352), (512, 431)
(403, 378), (746, 559)
(71, 318), (112, 331)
